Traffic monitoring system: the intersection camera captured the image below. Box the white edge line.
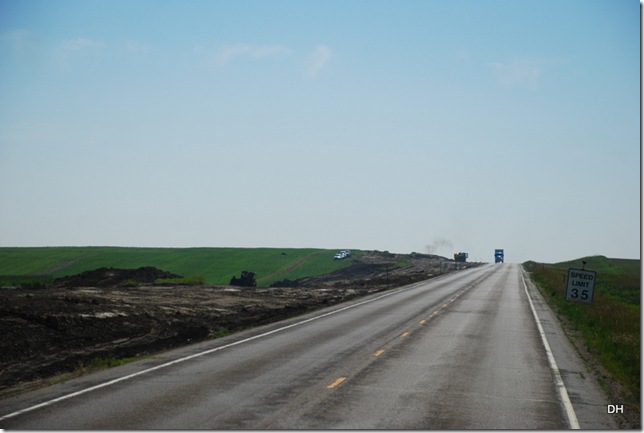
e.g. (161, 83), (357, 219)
(0, 284), (412, 422)
(520, 269), (580, 429)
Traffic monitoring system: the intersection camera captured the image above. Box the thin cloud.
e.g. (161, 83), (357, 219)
(306, 44), (332, 79)
(126, 40), (150, 52)
(61, 37), (104, 51)
(489, 58), (544, 90)
(215, 43), (292, 65)
(53, 37), (105, 66)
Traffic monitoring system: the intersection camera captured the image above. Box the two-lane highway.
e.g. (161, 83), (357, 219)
(0, 264), (613, 429)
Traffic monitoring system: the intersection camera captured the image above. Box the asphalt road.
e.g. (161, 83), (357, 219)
(0, 263), (618, 429)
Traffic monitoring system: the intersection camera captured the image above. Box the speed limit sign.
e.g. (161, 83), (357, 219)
(565, 268), (596, 303)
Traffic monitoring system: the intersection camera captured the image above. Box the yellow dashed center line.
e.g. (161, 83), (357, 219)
(401, 331), (410, 337)
(327, 377), (347, 389)
(374, 349), (385, 357)
(419, 319), (427, 325)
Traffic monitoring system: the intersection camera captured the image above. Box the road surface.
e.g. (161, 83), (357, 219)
(0, 264), (617, 429)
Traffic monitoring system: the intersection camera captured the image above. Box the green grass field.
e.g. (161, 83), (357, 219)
(0, 246), (359, 287)
(523, 255), (640, 413)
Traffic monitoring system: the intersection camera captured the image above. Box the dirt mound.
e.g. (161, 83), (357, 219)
(53, 267), (182, 288)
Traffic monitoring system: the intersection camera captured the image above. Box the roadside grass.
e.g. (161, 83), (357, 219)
(0, 246), (359, 287)
(75, 355), (153, 375)
(209, 328), (231, 339)
(523, 256), (640, 412)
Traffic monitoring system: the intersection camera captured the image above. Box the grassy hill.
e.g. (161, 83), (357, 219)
(523, 255), (640, 424)
(0, 246), (358, 287)
(545, 255), (640, 307)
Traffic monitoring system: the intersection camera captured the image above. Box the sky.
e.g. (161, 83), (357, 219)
(0, 0), (640, 264)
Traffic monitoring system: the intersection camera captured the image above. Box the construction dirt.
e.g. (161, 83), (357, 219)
(0, 251), (478, 397)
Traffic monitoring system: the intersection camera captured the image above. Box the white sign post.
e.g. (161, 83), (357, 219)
(565, 268), (596, 303)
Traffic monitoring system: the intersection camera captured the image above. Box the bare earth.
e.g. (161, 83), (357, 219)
(0, 251), (474, 397)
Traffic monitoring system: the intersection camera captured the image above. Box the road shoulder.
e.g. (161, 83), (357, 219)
(520, 266), (621, 429)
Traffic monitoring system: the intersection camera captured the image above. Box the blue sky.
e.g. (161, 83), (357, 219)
(0, 0), (640, 263)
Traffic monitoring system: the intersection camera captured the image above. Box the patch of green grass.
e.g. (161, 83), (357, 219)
(76, 355), (152, 374)
(257, 250), (359, 285)
(523, 257), (640, 408)
(0, 274), (53, 288)
(209, 328), (230, 339)
(0, 247), (97, 275)
(0, 246), (362, 287)
(395, 259), (413, 268)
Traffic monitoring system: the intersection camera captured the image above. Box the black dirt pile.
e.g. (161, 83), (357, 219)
(0, 284), (382, 396)
(53, 266), (181, 288)
(283, 251), (473, 290)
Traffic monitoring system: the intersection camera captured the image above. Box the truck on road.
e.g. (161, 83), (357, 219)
(494, 249), (504, 263)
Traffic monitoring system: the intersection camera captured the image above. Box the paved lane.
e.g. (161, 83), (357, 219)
(0, 264), (610, 429)
(283, 264), (566, 429)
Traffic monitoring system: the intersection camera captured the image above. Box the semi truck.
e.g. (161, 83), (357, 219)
(494, 249), (504, 263)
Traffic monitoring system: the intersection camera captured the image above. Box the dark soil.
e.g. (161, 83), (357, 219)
(52, 266), (181, 288)
(0, 251), (477, 397)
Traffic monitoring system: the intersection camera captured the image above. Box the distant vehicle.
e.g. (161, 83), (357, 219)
(334, 250), (352, 260)
(495, 249), (504, 263)
(454, 252), (468, 262)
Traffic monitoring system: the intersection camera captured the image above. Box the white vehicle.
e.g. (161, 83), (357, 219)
(334, 250), (352, 260)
